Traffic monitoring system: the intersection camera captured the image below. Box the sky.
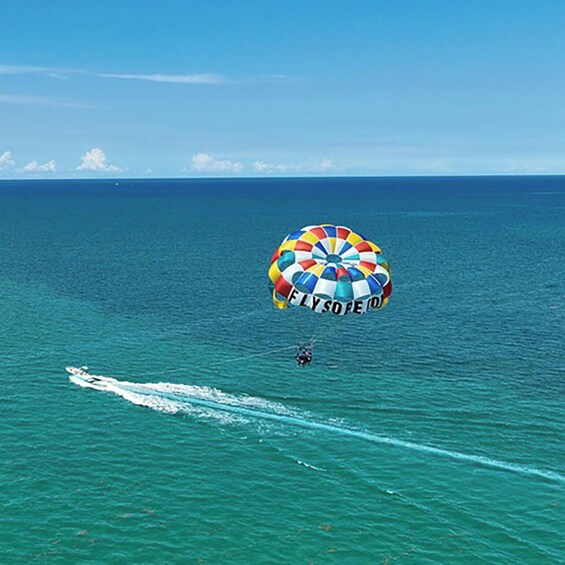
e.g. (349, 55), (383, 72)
(1, 0), (565, 178)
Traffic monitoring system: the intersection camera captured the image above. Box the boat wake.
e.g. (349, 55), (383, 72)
(68, 369), (565, 484)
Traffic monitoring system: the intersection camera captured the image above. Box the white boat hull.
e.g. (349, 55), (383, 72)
(66, 366), (117, 391)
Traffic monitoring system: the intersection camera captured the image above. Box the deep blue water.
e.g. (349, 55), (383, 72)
(1, 177), (563, 563)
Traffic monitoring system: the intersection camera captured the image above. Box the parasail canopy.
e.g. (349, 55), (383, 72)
(268, 224), (392, 316)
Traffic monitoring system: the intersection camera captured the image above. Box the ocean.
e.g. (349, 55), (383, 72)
(0, 176), (563, 563)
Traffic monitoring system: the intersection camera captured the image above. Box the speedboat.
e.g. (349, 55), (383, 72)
(66, 366), (103, 384)
(66, 365), (89, 375)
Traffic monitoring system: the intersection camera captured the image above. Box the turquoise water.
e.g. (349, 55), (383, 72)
(1, 177), (563, 563)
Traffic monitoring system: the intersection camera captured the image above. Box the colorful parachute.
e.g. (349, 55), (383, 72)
(268, 224), (392, 316)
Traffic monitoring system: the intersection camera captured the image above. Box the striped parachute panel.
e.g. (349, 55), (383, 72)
(268, 224), (392, 315)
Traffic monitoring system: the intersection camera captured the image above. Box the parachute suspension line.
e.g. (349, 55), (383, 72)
(291, 305), (316, 355)
(296, 307), (302, 344)
(131, 345), (297, 377)
(205, 345), (297, 367)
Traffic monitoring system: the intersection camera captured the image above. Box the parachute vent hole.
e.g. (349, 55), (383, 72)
(325, 254), (342, 264)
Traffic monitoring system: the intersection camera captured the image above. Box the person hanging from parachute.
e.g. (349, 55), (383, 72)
(268, 224), (393, 365)
(295, 342), (314, 367)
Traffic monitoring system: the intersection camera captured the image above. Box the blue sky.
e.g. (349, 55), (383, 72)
(1, 0), (564, 178)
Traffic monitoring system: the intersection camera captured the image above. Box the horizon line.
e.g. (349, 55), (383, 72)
(1, 172), (565, 183)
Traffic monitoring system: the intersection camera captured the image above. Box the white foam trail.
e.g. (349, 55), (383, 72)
(70, 374), (565, 484)
(297, 460), (326, 472)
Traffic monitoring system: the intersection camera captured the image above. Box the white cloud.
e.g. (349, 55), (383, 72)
(492, 159), (562, 174)
(0, 150), (15, 170)
(0, 65), (227, 84)
(21, 159), (57, 172)
(189, 153), (243, 174)
(0, 64), (70, 78)
(316, 158), (334, 172)
(252, 161), (290, 174)
(0, 94), (88, 108)
(77, 147), (121, 172)
(97, 72), (227, 85)
(252, 158), (335, 175)
(1, 63), (294, 86)
(267, 74), (297, 81)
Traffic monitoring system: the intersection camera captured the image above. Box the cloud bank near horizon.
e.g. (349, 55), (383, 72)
(2, 147), (564, 179)
(187, 153), (335, 175)
(76, 148), (121, 172)
(188, 152), (243, 173)
(21, 159), (57, 172)
(1, 148), (339, 177)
